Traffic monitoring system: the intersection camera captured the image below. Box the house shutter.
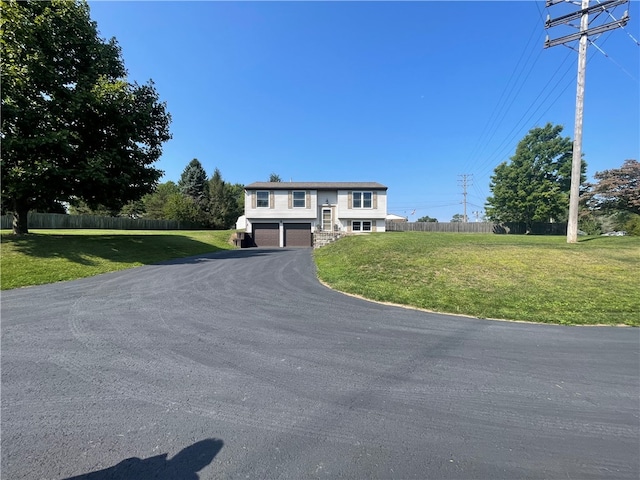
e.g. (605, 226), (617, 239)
(251, 191), (256, 209)
(306, 191), (311, 209)
(288, 191), (292, 209)
(347, 191), (352, 209)
(372, 222), (377, 232)
(270, 191), (275, 209)
(347, 220), (352, 232)
(373, 192), (378, 209)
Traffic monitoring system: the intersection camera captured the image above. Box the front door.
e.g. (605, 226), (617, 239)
(322, 208), (332, 231)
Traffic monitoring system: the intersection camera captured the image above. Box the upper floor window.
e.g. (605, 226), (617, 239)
(256, 191), (269, 208)
(353, 191), (372, 209)
(293, 191), (306, 208)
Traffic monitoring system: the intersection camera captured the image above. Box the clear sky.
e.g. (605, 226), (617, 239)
(88, 0), (639, 222)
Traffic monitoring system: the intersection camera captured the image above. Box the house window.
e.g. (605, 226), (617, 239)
(256, 191), (269, 208)
(293, 191), (306, 208)
(353, 191), (372, 209)
(352, 221), (372, 232)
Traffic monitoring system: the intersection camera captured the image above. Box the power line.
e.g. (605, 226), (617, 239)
(588, 38), (638, 81)
(471, 50), (577, 178)
(462, 5), (545, 174)
(472, 30), (619, 182)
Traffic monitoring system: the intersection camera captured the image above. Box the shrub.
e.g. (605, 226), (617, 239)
(624, 214), (640, 236)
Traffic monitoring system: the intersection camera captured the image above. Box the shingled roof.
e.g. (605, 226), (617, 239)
(245, 182), (387, 190)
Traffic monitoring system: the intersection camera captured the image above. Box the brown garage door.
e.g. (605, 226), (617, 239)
(252, 223), (279, 247)
(284, 223), (311, 247)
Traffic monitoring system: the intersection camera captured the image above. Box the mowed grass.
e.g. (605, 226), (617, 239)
(314, 232), (640, 326)
(1, 229), (235, 290)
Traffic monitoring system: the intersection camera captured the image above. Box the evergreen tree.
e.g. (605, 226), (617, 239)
(178, 159), (209, 204)
(208, 168), (231, 229)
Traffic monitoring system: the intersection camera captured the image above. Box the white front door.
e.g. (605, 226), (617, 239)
(322, 208), (332, 231)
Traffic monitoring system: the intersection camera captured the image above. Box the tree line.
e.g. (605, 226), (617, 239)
(416, 123), (637, 234)
(70, 159), (244, 229)
(484, 123), (638, 235)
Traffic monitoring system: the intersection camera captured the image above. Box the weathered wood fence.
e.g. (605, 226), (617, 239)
(1, 212), (198, 230)
(385, 221), (567, 235)
(1, 213), (567, 234)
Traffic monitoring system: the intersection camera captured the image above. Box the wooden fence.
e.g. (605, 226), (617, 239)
(385, 221), (567, 235)
(1, 212), (198, 230)
(1, 213), (567, 235)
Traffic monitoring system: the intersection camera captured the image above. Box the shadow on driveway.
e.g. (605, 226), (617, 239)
(63, 438), (223, 480)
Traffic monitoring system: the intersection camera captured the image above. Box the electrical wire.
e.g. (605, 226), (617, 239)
(474, 30), (619, 182)
(589, 38), (639, 81)
(461, 4), (545, 175)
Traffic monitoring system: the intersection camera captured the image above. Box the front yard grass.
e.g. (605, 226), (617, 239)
(3, 229), (638, 325)
(314, 232), (640, 326)
(0, 229), (235, 290)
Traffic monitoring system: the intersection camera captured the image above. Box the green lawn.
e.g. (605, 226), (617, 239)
(314, 232), (640, 326)
(0, 229), (235, 290)
(3, 229), (638, 325)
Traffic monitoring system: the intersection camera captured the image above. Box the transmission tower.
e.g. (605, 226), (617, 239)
(544, 0), (630, 243)
(458, 174), (472, 223)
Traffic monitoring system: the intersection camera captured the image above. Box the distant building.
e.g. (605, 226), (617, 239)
(386, 213), (408, 222)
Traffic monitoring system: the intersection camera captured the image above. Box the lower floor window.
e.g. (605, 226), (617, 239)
(353, 221), (372, 231)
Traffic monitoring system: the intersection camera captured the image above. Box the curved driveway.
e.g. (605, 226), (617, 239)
(1, 248), (638, 479)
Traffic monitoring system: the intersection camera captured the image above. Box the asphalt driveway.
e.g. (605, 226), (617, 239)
(1, 248), (638, 479)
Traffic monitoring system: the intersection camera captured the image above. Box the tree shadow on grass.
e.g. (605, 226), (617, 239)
(64, 438), (223, 480)
(577, 236), (619, 243)
(1, 233), (237, 266)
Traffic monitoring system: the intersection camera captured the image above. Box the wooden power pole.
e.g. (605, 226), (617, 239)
(544, 0), (629, 243)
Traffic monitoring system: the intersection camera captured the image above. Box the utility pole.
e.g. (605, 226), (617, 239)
(458, 174), (472, 222)
(545, 0), (629, 243)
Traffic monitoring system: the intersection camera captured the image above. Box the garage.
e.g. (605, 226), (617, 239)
(251, 223), (280, 247)
(284, 223), (312, 247)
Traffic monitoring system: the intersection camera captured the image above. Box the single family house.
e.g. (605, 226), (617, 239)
(244, 182), (388, 247)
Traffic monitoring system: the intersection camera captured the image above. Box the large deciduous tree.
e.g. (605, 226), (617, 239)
(1, 0), (171, 234)
(485, 123), (584, 230)
(586, 159), (639, 215)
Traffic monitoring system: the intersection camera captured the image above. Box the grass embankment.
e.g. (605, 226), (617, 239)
(0, 229), (235, 290)
(314, 232), (640, 326)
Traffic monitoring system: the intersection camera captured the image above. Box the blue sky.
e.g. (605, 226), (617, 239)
(88, 1), (639, 222)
